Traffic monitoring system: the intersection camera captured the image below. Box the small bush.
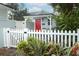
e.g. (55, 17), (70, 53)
(60, 47), (71, 56)
(17, 40), (28, 49)
(69, 42), (79, 56)
(16, 37), (72, 56)
(16, 37), (47, 56)
(16, 40), (28, 55)
(44, 42), (62, 56)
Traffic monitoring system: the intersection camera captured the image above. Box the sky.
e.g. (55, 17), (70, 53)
(24, 3), (53, 13)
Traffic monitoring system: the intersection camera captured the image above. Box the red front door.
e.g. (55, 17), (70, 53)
(35, 19), (41, 31)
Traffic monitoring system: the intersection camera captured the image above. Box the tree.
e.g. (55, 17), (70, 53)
(49, 3), (79, 30)
(54, 9), (79, 30)
(12, 8), (27, 21)
(50, 3), (79, 15)
(7, 3), (27, 21)
(6, 3), (19, 10)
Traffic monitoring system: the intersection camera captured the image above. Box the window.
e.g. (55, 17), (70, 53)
(48, 19), (50, 25)
(42, 23), (45, 25)
(42, 17), (47, 22)
(42, 28), (46, 29)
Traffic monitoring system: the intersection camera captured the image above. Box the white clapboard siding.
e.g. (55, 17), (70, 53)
(3, 28), (78, 48)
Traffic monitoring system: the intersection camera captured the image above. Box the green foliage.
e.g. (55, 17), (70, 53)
(17, 40), (28, 49)
(7, 3), (27, 21)
(16, 37), (47, 56)
(6, 3), (19, 10)
(50, 3), (79, 30)
(26, 37), (47, 56)
(16, 37), (72, 56)
(44, 42), (71, 56)
(60, 47), (71, 56)
(50, 3), (79, 14)
(44, 43), (62, 56)
(11, 8), (27, 21)
(16, 40), (28, 55)
(53, 8), (79, 30)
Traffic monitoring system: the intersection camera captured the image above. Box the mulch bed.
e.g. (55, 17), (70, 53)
(0, 47), (17, 56)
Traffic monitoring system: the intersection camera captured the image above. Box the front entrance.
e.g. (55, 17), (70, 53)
(35, 19), (41, 31)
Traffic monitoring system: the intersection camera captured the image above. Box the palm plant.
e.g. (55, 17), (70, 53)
(16, 40), (28, 55)
(16, 37), (47, 56)
(54, 8), (79, 31)
(17, 37), (72, 56)
(26, 37), (47, 56)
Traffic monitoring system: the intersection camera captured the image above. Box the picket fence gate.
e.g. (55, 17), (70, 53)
(3, 28), (79, 48)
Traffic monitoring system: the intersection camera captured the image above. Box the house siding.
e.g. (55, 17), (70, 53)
(15, 21), (26, 29)
(0, 20), (16, 28)
(0, 9), (8, 20)
(26, 21), (34, 30)
(0, 28), (4, 47)
(0, 4), (16, 47)
(26, 17), (56, 30)
(0, 20), (16, 48)
(41, 18), (50, 30)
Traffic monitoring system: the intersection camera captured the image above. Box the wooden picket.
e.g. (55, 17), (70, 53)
(3, 28), (79, 48)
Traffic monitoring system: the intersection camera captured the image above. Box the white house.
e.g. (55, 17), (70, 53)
(0, 3), (16, 47)
(0, 3), (16, 28)
(0, 4), (57, 30)
(23, 11), (56, 31)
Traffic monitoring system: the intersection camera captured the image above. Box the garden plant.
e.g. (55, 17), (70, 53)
(16, 36), (78, 56)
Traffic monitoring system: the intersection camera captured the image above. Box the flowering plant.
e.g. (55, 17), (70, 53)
(70, 42), (79, 56)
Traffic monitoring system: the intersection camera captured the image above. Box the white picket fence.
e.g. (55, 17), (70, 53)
(3, 28), (79, 48)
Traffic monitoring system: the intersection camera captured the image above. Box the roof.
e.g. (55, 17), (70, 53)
(26, 11), (54, 16)
(0, 3), (15, 10)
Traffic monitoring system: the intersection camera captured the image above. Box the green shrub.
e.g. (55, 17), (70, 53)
(44, 42), (62, 56)
(16, 37), (47, 56)
(69, 42), (79, 56)
(44, 42), (71, 56)
(26, 37), (47, 56)
(16, 40), (28, 55)
(16, 37), (72, 56)
(17, 40), (28, 49)
(60, 47), (71, 56)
